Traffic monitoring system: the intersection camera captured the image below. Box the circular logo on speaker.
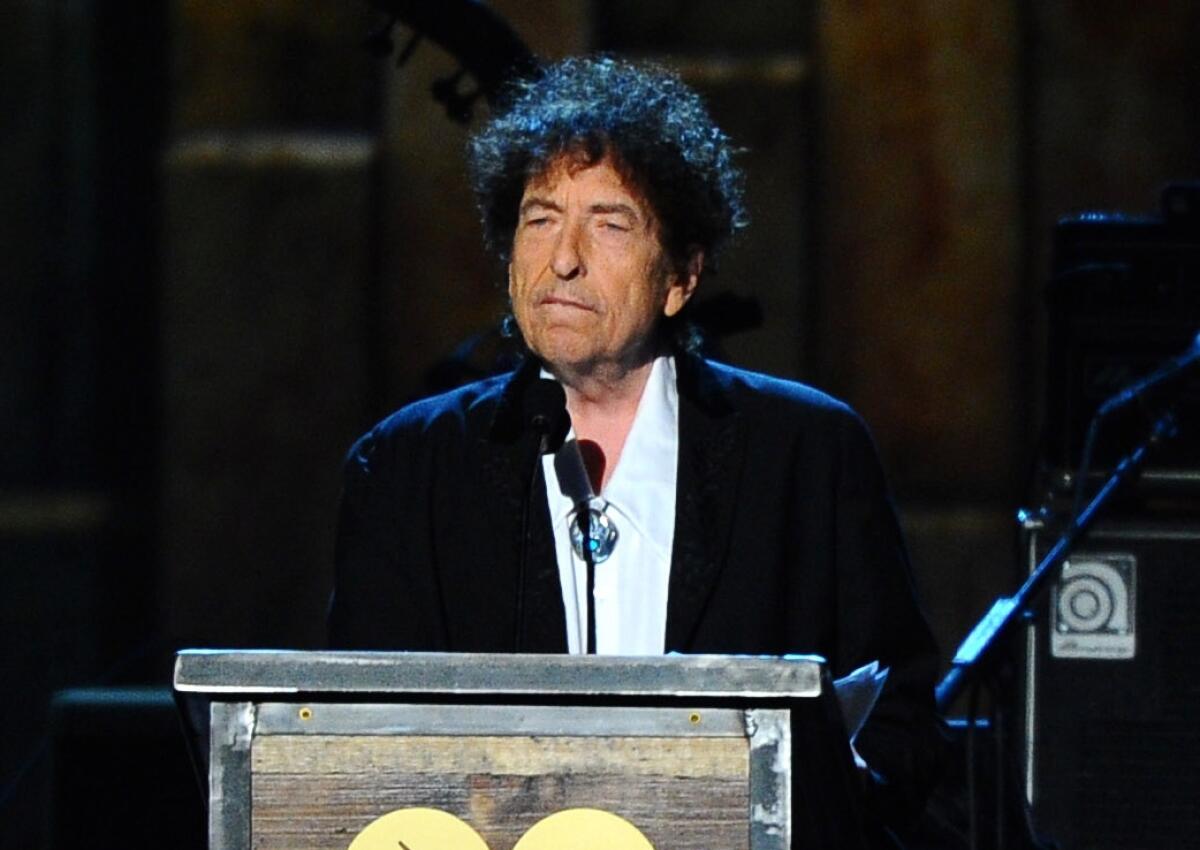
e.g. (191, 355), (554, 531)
(1050, 554), (1137, 659)
(1056, 559), (1130, 634)
(1057, 574), (1114, 632)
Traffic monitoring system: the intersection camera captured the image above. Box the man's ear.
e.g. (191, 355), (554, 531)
(663, 247), (704, 318)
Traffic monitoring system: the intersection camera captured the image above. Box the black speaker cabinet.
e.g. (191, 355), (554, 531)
(49, 687), (204, 850)
(1044, 184), (1200, 477)
(1023, 517), (1200, 849)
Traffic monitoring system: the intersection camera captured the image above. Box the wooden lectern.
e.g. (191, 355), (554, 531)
(174, 651), (870, 850)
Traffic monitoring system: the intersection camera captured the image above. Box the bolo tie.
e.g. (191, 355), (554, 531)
(554, 437), (619, 653)
(569, 498), (619, 563)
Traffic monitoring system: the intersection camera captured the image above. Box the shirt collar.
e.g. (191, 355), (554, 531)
(605, 354), (678, 496)
(543, 354), (679, 534)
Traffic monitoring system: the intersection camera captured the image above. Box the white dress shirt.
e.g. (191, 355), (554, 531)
(542, 355), (679, 654)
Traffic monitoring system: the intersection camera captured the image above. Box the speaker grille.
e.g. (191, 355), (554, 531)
(1073, 720), (1200, 844)
(1161, 563), (1200, 719)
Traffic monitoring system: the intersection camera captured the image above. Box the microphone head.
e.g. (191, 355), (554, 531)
(523, 378), (570, 453)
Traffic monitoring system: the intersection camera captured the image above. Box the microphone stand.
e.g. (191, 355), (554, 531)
(514, 379), (568, 652)
(577, 505), (597, 654)
(942, 329), (1199, 703)
(937, 407), (1178, 710)
(934, 406), (1179, 850)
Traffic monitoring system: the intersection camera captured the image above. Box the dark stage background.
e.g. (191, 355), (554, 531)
(3, 1), (1199, 846)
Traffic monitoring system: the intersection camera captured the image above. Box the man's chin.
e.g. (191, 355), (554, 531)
(531, 349), (600, 377)
(526, 330), (600, 371)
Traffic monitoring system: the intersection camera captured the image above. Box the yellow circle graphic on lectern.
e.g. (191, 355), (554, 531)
(347, 807), (489, 850)
(513, 809), (655, 850)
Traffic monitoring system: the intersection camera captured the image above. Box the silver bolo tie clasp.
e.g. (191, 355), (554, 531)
(569, 499), (619, 563)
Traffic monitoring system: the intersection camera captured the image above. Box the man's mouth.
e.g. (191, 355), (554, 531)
(540, 294), (594, 311)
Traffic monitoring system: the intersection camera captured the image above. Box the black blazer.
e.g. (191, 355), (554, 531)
(329, 353), (943, 833)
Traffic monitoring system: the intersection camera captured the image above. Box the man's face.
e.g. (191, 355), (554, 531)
(508, 155), (698, 377)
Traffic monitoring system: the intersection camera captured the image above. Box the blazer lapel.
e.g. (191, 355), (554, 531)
(665, 355), (745, 650)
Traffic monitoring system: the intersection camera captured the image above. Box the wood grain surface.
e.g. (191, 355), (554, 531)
(250, 734), (751, 850)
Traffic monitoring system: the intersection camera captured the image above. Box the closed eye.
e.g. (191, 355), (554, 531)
(520, 214), (556, 230)
(595, 215), (634, 233)
(518, 196), (562, 228)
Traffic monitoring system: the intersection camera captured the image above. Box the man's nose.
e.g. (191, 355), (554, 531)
(550, 221), (584, 280)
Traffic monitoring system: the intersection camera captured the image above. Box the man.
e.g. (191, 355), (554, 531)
(329, 56), (942, 842)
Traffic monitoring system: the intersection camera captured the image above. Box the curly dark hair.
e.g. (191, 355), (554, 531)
(467, 55), (747, 272)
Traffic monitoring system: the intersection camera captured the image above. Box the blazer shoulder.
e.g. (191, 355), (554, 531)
(702, 359), (863, 428)
(346, 372), (511, 469)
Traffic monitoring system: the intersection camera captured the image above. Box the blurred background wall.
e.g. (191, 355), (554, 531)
(3, 0), (1198, 845)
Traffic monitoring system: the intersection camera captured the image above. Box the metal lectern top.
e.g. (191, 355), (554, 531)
(173, 649), (826, 699)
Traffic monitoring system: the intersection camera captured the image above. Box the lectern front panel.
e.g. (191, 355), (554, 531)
(210, 703), (790, 850)
(181, 651), (827, 850)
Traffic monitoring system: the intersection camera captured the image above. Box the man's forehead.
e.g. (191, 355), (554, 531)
(522, 154), (652, 213)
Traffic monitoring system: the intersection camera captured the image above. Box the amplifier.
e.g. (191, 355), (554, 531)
(1044, 183), (1200, 478)
(50, 687), (204, 850)
(1022, 517), (1200, 849)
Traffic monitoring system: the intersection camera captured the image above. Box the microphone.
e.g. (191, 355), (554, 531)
(1095, 331), (1200, 418)
(552, 438), (599, 654)
(523, 378), (570, 454)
